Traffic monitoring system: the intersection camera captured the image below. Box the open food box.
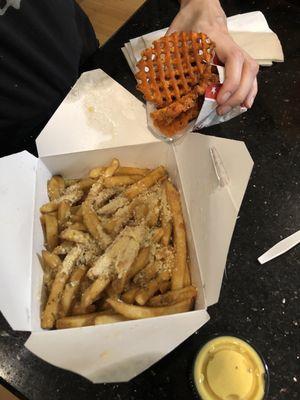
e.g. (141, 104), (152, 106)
(0, 69), (253, 383)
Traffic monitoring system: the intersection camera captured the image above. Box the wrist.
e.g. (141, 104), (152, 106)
(179, 0), (227, 34)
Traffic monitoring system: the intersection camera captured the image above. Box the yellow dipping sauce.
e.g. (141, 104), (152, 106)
(193, 336), (267, 400)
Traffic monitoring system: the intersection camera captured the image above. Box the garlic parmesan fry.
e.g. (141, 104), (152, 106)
(89, 167), (106, 179)
(165, 181), (187, 290)
(115, 166), (150, 176)
(147, 286), (197, 307)
(82, 200), (112, 249)
(94, 313), (128, 325)
(44, 214), (58, 251)
(60, 265), (88, 317)
(56, 311), (109, 329)
(104, 158), (120, 177)
(40, 190), (84, 213)
(42, 250), (61, 272)
(41, 246), (82, 329)
(57, 200), (71, 229)
(121, 287), (140, 304)
(47, 176), (65, 201)
(80, 276), (111, 309)
(103, 175), (142, 188)
(107, 298), (193, 319)
(123, 166), (166, 199)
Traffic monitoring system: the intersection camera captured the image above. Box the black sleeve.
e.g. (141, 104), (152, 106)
(0, 0), (99, 155)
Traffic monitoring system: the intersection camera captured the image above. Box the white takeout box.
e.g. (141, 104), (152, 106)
(0, 69), (253, 383)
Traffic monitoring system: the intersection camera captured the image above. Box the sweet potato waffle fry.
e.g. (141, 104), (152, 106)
(135, 32), (218, 137)
(39, 159), (197, 329)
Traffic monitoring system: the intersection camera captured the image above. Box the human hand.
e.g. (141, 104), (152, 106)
(167, 0), (259, 115)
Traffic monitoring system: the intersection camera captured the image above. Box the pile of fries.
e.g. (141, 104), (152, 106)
(39, 159), (197, 330)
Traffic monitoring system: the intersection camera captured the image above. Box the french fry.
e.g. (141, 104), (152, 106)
(112, 246), (150, 293)
(97, 196), (128, 215)
(60, 228), (94, 246)
(64, 178), (80, 187)
(41, 246), (82, 329)
(133, 201), (149, 223)
(121, 287), (140, 304)
(60, 265), (88, 317)
(165, 181), (187, 290)
(57, 200), (71, 229)
(70, 213), (83, 223)
(67, 222), (87, 231)
(147, 286), (197, 307)
(40, 190), (84, 213)
(72, 302), (96, 315)
(151, 227), (164, 243)
(44, 214), (58, 251)
(82, 199), (112, 249)
(133, 261), (161, 286)
(103, 175), (142, 188)
(115, 166), (150, 176)
(42, 250), (61, 272)
(56, 311), (108, 329)
(161, 183), (172, 246)
(47, 176), (65, 201)
(53, 241), (74, 255)
(94, 188), (122, 209)
(159, 280), (171, 294)
(106, 284), (118, 299)
(68, 178), (95, 192)
(101, 202), (135, 235)
(184, 261), (191, 286)
(146, 203), (161, 227)
(123, 166), (166, 199)
(80, 276), (111, 309)
(135, 270), (171, 306)
(104, 158), (120, 177)
(94, 313), (128, 325)
(89, 167), (106, 179)
(107, 298), (193, 319)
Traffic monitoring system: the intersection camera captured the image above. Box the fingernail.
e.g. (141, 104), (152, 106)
(248, 96), (255, 108)
(219, 91), (231, 103)
(217, 105), (232, 116)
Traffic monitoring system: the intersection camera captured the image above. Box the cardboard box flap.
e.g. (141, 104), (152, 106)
(0, 151), (37, 331)
(174, 134), (253, 306)
(25, 310), (209, 383)
(36, 69), (157, 158)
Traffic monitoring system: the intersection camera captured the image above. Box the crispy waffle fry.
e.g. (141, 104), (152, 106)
(135, 32), (215, 108)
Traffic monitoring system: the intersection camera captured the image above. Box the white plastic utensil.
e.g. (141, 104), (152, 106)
(258, 230), (300, 264)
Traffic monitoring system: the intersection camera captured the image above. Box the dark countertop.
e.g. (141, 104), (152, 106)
(0, 0), (299, 399)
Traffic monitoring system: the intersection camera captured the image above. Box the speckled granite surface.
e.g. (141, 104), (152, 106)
(0, 1), (299, 399)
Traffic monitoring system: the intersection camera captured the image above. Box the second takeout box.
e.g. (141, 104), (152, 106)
(0, 69), (253, 383)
